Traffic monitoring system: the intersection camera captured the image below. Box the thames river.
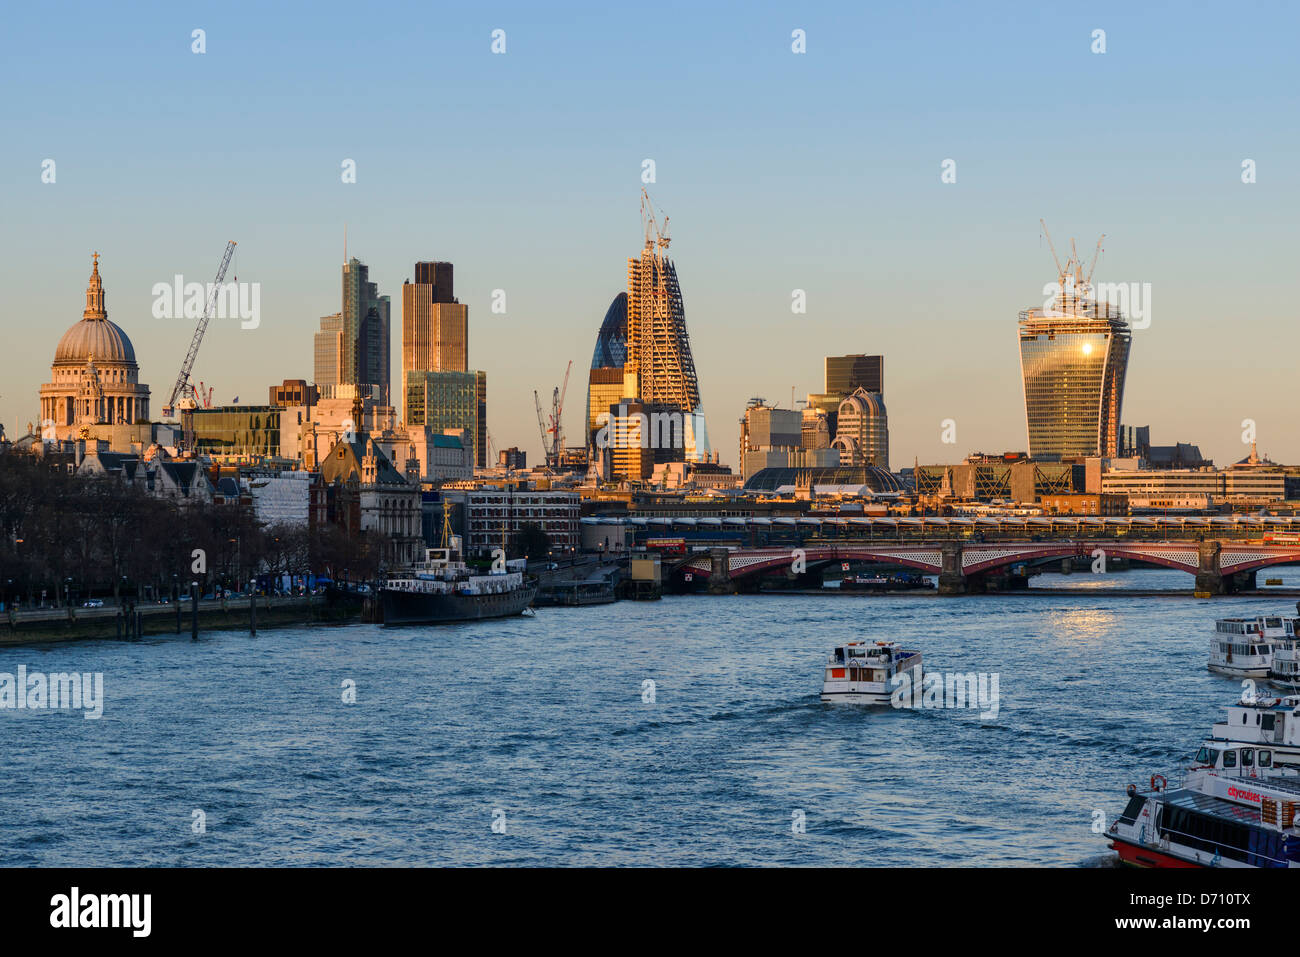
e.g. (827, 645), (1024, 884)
(1, 567), (1293, 866)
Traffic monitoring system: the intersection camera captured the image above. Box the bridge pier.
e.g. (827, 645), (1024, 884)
(708, 548), (736, 595)
(938, 543), (966, 595)
(1195, 541), (1226, 595)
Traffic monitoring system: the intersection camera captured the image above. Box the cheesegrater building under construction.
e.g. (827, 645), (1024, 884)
(619, 191), (709, 464)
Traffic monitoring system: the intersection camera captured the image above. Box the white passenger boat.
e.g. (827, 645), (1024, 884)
(821, 641), (921, 704)
(1268, 643), (1300, 691)
(1107, 744), (1300, 868)
(1209, 693), (1300, 770)
(1208, 616), (1298, 679)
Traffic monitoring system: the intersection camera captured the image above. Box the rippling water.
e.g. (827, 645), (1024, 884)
(1, 567), (1292, 866)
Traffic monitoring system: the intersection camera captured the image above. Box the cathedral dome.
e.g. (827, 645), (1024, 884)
(52, 254), (138, 366)
(54, 318), (137, 365)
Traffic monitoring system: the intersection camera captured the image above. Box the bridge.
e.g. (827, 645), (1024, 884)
(669, 540), (1300, 595)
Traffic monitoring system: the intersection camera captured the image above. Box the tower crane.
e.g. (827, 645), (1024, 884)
(1039, 219), (1066, 286)
(533, 390), (549, 467)
(534, 360), (574, 470)
(163, 241), (236, 418)
(1085, 234), (1105, 287)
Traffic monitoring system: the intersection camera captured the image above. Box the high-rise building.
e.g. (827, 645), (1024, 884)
(402, 261), (468, 385)
(1018, 244), (1131, 459)
(831, 388), (889, 470)
(341, 258), (391, 404)
(623, 191), (707, 460)
(313, 313), (343, 390)
(737, 400), (834, 482)
(586, 292), (628, 452)
(825, 355), (883, 396)
(475, 370), (488, 470)
(399, 260), (486, 469)
(404, 369), (487, 471)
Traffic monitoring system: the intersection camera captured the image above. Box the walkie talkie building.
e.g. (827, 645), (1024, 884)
(1018, 268), (1131, 460)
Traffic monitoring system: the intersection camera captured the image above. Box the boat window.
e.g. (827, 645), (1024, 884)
(1262, 714), (1274, 730)
(1242, 749), (1255, 767)
(1260, 750), (1273, 768)
(1223, 750), (1237, 768)
(1118, 795), (1146, 826)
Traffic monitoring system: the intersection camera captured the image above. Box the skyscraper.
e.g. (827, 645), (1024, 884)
(586, 292), (628, 452)
(313, 313), (343, 390)
(401, 260), (487, 468)
(808, 354), (885, 440)
(832, 388), (889, 470)
(342, 257), (391, 404)
(623, 191), (707, 460)
(825, 355), (883, 395)
(402, 261), (468, 379)
(1018, 240), (1131, 459)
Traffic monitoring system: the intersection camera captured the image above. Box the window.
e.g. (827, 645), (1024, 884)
(1223, 750), (1237, 768)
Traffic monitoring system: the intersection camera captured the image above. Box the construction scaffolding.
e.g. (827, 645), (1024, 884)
(625, 189), (701, 415)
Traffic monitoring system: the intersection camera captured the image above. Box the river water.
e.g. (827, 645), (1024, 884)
(1, 567), (1294, 866)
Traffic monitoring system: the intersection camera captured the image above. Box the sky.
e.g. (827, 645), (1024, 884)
(3, 0), (1298, 470)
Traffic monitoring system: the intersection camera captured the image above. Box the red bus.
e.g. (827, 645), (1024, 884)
(644, 537), (687, 555)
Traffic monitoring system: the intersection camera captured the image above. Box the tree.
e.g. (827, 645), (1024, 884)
(514, 522), (551, 561)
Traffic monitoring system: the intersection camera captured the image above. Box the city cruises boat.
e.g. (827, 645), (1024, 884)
(1208, 615), (1299, 678)
(380, 534), (538, 625)
(821, 641), (921, 704)
(1107, 745), (1300, 868)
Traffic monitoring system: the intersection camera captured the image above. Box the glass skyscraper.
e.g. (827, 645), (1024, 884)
(1018, 277), (1131, 460)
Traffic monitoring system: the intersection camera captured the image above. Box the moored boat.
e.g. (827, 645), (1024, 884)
(1208, 693), (1300, 770)
(1208, 615), (1298, 678)
(380, 533), (537, 625)
(821, 641), (922, 704)
(1107, 745), (1300, 868)
(839, 572), (935, 592)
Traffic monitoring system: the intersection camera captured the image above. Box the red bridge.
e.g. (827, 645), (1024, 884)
(672, 540), (1300, 594)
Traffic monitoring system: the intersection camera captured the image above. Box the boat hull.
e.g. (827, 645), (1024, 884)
(821, 690), (894, 705)
(1109, 838), (1205, 869)
(380, 583), (538, 625)
(1208, 663), (1271, 679)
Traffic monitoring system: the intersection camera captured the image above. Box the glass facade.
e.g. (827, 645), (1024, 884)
(1018, 304), (1130, 459)
(405, 370), (480, 467)
(825, 355), (883, 395)
(190, 407), (282, 459)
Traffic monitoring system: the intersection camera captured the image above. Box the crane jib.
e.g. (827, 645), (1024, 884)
(167, 241), (237, 410)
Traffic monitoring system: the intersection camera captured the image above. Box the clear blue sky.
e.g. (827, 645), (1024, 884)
(3, 0), (1297, 468)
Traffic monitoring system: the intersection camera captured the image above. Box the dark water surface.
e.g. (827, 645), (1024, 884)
(0, 568), (1282, 866)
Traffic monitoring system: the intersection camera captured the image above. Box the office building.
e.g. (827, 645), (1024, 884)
(831, 388), (889, 470)
(825, 354), (883, 396)
(402, 261), (468, 379)
(1018, 245), (1131, 459)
